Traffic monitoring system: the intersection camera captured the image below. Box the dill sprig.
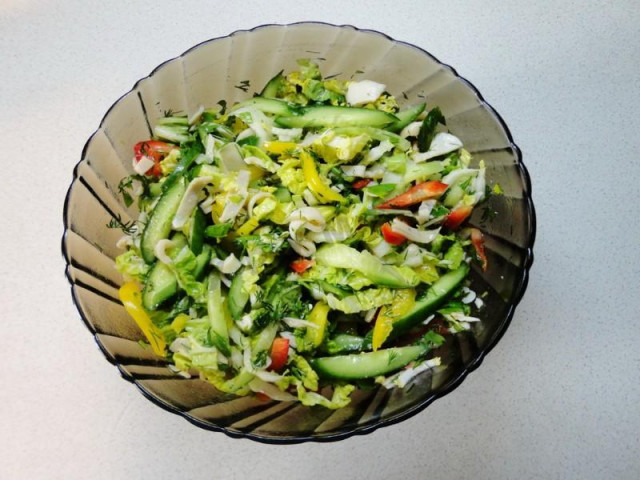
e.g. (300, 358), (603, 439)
(106, 213), (136, 235)
(234, 80), (251, 92)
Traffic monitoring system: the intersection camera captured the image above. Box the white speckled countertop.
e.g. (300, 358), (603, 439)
(1, 1), (639, 478)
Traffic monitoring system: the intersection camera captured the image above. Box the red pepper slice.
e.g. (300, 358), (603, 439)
(443, 205), (473, 230)
(352, 178), (372, 189)
(290, 258), (315, 274)
(381, 222), (407, 245)
(133, 140), (178, 177)
(269, 337), (290, 371)
(470, 228), (488, 271)
(376, 181), (448, 209)
(255, 392), (271, 402)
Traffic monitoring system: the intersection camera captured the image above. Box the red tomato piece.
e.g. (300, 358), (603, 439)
(133, 140), (178, 177)
(290, 258), (315, 274)
(269, 337), (290, 371)
(376, 181), (448, 209)
(443, 205), (473, 230)
(352, 178), (372, 189)
(470, 228), (488, 271)
(381, 222), (407, 245)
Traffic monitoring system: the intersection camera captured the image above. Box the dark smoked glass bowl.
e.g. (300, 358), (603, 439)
(62, 22), (535, 443)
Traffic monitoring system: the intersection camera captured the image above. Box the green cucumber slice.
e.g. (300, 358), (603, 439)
(187, 207), (206, 255)
(231, 97), (295, 116)
(142, 235), (208, 311)
(228, 268), (250, 320)
(142, 262), (177, 311)
(311, 344), (427, 380)
(388, 264), (469, 340)
(140, 177), (187, 263)
(388, 103), (426, 132)
(260, 70), (285, 98)
(207, 272), (230, 356)
(275, 105), (398, 129)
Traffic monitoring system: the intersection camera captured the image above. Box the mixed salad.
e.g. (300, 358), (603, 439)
(113, 60), (493, 409)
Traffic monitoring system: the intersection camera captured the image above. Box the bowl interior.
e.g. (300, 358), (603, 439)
(63, 22), (534, 443)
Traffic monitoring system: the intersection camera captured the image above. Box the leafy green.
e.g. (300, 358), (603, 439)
(316, 244), (420, 288)
(297, 58), (322, 80)
(115, 250), (149, 281)
(417, 107), (446, 152)
(443, 241), (464, 270)
(260, 280), (307, 325)
(364, 183), (396, 198)
(296, 383), (355, 409)
(325, 287), (394, 313)
(170, 245), (207, 303)
(303, 264), (373, 291)
(290, 354), (318, 390)
(162, 141), (204, 192)
(205, 222), (233, 238)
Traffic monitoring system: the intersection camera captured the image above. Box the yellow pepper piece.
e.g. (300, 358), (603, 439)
(263, 141), (297, 155)
(247, 165), (266, 182)
(300, 150), (346, 203)
(210, 199), (224, 224)
(171, 313), (190, 334)
(414, 263), (439, 284)
(305, 301), (330, 348)
(235, 216), (261, 236)
(119, 282), (167, 356)
(269, 206), (289, 224)
(372, 288), (416, 351)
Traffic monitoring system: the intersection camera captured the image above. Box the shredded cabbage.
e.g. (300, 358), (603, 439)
(113, 59), (491, 410)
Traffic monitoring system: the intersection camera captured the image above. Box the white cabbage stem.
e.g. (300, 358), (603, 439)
(391, 219), (440, 244)
(172, 176), (211, 229)
(154, 239), (176, 265)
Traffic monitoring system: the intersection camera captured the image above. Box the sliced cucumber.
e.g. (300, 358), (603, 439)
(228, 268), (249, 320)
(275, 105), (398, 129)
(140, 177), (187, 263)
(207, 272), (230, 356)
(273, 187), (292, 203)
(311, 344), (428, 380)
(324, 334), (365, 355)
(193, 244), (212, 279)
(250, 323), (278, 364)
(142, 235), (205, 311)
(417, 107), (446, 152)
(388, 103), (426, 132)
(387, 264), (469, 340)
(231, 97), (295, 116)
(188, 207), (206, 255)
(153, 124), (190, 144)
(141, 234), (185, 311)
(260, 70), (285, 98)
(142, 262), (177, 311)
(162, 145), (202, 193)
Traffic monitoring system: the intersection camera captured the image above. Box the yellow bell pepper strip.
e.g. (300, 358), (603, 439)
(305, 301), (330, 348)
(300, 150), (346, 203)
(235, 196), (277, 236)
(263, 141), (297, 155)
(235, 216), (261, 236)
(372, 288), (416, 351)
(247, 165), (266, 182)
(119, 282), (167, 356)
(171, 313), (190, 335)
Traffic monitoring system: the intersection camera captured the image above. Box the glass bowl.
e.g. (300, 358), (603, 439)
(62, 22), (535, 443)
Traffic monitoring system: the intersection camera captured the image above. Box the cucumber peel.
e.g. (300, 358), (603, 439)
(275, 105), (398, 129)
